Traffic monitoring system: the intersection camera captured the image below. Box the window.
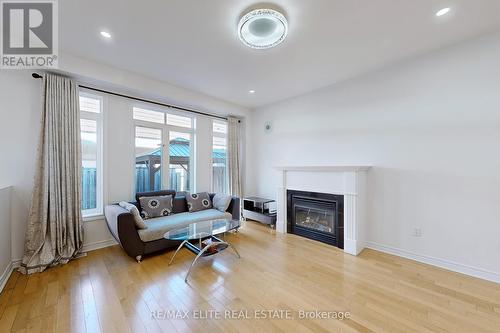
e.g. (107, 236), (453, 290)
(167, 113), (192, 128)
(135, 126), (162, 192)
(133, 107), (164, 124)
(80, 92), (103, 217)
(133, 106), (195, 194)
(169, 131), (191, 192)
(212, 120), (228, 193)
(80, 95), (101, 113)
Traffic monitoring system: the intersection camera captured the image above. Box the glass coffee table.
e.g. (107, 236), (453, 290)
(164, 219), (241, 282)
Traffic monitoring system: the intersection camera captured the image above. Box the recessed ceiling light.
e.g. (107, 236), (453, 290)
(248, 90), (256, 94)
(238, 9), (288, 49)
(436, 7), (451, 17)
(100, 31), (112, 39)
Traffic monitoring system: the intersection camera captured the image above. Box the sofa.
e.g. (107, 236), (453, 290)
(104, 190), (240, 262)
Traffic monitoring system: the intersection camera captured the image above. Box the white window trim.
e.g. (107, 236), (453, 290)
(80, 91), (104, 219)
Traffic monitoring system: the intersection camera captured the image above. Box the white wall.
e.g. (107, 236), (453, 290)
(0, 72), (41, 261)
(0, 53), (253, 258)
(0, 186), (12, 291)
(250, 32), (500, 280)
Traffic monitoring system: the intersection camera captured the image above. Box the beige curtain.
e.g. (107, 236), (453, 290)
(19, 73), (84, 274)
(227, 117), (242, 197)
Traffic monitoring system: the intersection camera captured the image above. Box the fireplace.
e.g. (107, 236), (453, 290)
(287, 190), (344, 249)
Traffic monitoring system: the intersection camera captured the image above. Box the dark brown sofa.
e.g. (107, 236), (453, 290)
(104, 190), (240, 262)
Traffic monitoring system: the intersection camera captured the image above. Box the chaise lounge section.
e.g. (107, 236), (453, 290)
(104, 190), (240, 262)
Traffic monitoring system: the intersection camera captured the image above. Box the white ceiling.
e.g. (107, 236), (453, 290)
(60, 0), (500, 108)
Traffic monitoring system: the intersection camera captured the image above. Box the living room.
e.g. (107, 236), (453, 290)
(1, 1), (500, 332)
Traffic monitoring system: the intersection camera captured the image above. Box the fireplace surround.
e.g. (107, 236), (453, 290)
(287, 190), (344, 248)
(274, 165), (370, 255)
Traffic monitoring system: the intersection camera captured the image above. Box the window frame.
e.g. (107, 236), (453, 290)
(79, 91), (104, 219)
(211, 119), (228, 194)
(132, 103), (196, 194)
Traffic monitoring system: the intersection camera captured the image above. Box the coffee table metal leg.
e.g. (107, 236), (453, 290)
(228, 243), (241, 258)
(185, 242), (216, 282)
(183, 241), (239, 282)
(168, 240), (188, 266)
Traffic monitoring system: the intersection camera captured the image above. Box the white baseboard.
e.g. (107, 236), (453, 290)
(365, 241), (500, 284)
(0, 261), (14, 293)
(0, 260), (21, 293)
(82, 239), (117, 252)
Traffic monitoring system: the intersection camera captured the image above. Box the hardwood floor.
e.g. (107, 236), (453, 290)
(1, 221), (500, 333)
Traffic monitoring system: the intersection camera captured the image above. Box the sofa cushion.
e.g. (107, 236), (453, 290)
(185, 192), (213, 212)
(137, 209), (232, 242)
(138, 195), (173, 219)
(172, 195), (188, 213)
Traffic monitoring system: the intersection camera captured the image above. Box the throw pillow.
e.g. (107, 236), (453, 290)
(135, 190), (175, 212)
(186, 192), (213, 212)
(119, 201), (148, 229)
(212, 193), (232, 212)
(138, 195), (173, 219)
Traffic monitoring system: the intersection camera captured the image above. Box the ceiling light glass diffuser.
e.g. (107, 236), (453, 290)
(100, 31), (111, 38)
(436, 7), (450, 17)
(238, 9), (288, 49)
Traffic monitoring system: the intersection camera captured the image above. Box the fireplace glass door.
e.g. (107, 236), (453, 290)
(294, 200), (335, 236)
(287, 190), (343, 248)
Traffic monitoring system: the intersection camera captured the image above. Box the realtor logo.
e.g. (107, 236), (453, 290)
(1, 0), (58, 68)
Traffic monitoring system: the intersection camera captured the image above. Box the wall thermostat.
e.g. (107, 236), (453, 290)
(264, 121), (272, 133)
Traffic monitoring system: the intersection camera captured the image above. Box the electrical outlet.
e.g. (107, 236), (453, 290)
(412, 227), (422, 237)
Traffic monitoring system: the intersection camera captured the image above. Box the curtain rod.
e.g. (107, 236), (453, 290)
(32, 73), (239, 122)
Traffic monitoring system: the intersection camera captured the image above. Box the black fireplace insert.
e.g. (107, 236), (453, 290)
(287, 190), (343, 248)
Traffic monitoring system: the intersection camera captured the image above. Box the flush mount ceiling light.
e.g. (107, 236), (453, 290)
(436, 7), (451, 17)
(100, 31), (112, 39)
(238, 8), (288, 49)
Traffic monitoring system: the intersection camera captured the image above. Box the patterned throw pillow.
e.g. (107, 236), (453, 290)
(138, 195), (173, 219)
(185, 192), (213, 212)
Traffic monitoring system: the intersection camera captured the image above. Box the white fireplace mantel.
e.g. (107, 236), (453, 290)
(274, 165), (371, 256)
(274, 165), (371, 172)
